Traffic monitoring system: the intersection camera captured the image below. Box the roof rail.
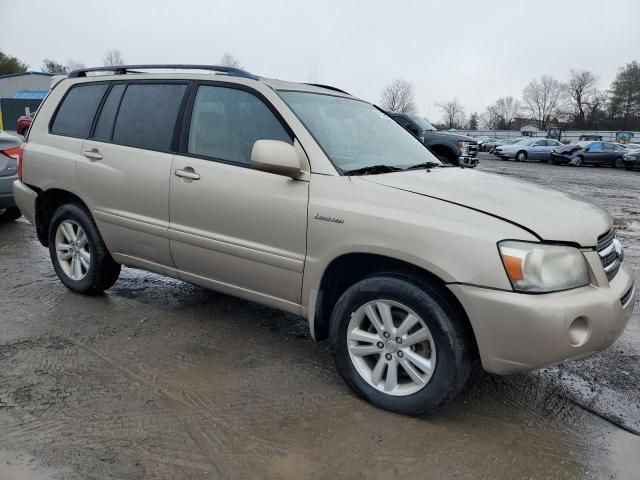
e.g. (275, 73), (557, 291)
(305, 83), (350, 95)
(67, 64), (259, 80)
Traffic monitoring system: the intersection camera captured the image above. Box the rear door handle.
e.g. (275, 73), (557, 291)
(83, 149), (103, 160)
(174, 168), (200, 180)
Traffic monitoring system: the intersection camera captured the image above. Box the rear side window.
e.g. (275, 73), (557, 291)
(112, 83), (187, 151)
(51, 84), (108, 137)
(93, 84), (126, 141)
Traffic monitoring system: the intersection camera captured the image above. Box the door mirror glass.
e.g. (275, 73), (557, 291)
(251, 140), (302, 177)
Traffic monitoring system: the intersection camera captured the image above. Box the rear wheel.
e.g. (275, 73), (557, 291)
(516, 151), (527, 162)
(0, 207), (21, 223)
(48, 203), (120, 294)
(329, 275), (473, 415)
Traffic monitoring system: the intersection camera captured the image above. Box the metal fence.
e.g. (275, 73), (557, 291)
(454, 130), (639, 143)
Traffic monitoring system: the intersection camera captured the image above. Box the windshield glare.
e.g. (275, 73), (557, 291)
(407, 115), (437, 131)
(279, 91), (442, 172)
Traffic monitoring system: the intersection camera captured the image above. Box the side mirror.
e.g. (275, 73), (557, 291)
(251, 140), (302, 178)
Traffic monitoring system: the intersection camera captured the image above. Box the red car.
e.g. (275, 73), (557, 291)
(16, 112), (35, 136)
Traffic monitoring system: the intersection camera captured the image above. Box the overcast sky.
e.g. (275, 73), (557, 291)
(2, 0), (639, 121)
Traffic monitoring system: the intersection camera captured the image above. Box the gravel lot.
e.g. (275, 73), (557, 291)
(0, 153), (638, 479)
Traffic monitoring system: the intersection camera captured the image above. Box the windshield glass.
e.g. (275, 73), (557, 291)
(279, 91), (442, 172)
(407, 115), (437, 131)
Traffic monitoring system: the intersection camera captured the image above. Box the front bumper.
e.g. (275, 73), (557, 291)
(12, 180), (37, 224)
(459, 156), (478, 167)
(448, 256), (636, 374)
(551, 153), (572, 164)
(623, 158), (640, 169)
(0, 174), (17, 208)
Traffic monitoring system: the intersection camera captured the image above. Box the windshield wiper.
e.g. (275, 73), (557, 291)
(404, 161), (449, 171)
(343, 164), (404, 176)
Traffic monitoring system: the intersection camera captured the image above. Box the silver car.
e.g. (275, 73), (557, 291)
(495, 138), (563, 162)
(0, 131), (22, 222)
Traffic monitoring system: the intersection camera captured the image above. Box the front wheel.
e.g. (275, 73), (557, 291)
(516, 151), (527, 162)
(48, 203), (121, 294)
(614, 158), (624, 169)
(329, 275), (473, 415)
(573, 157), (583, 167)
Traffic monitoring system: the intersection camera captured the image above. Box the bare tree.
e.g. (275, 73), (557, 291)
(102, 49), (124, 66)
(493, 96), (521, 129)
(522, 75), (564, 130)
(479, 105), (500, 130)
(219, 53), (242, 69)
(565, 69), (599, 128)
(436, 98), (465, 129)
(379, 79), (416, 114)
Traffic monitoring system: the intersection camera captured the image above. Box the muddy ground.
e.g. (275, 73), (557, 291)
(0, 154), (638, 479)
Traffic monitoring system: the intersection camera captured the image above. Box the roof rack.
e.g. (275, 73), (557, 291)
(305, 83), (350, 95)
(67, 64), (259, 80)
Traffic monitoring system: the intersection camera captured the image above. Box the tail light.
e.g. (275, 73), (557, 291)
(0, 147), (20, 160)
(17, 144), (25, 181)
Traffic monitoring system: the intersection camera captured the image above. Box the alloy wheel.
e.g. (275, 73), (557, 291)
(347, 300), (436, 396)
(55, 220), (91, 281)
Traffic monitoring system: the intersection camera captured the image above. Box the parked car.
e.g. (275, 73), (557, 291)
(16, 112), (35, 136)
(0, 130), (22, 222)
(481, 138), (503, 152)
(494, 138), (563, 162)
(622, 150), (640, 170)
(489, 137), (526, 154)
(387, 113), (478, 167)
(13, 64), (636, 415)
(550, 141), (628, 167)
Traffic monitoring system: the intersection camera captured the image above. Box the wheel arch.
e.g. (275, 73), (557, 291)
(516, 149), (528, 160)
(427, 143), (459, 164)
(34, 188), (90, 247)
(312, 252), (479, 356)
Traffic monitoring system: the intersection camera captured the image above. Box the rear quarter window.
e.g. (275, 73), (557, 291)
(50, 83), (109, 138)
(112, 83), (187, 151)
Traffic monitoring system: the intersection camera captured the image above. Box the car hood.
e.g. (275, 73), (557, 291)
(362, 168), (611, 247)
(424, 131), (477, 143)
(555, 144), (582, 154)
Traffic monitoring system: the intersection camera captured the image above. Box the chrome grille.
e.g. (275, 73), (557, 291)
(469, 143), (478, 157)
(597, 229), (623, 281)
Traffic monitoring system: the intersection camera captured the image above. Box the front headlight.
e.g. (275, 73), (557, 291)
(458, 141), (470, 155)
(498, 241), (590, 292)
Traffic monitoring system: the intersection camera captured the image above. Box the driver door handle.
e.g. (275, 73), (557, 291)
(83, 148), (103, 160)
(174, 168), (200, 180)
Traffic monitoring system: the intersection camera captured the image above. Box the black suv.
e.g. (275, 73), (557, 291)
(388, 113), (478, 167)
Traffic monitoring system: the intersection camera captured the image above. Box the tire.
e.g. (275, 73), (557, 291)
(614, 158), (624, 169)
(48, 203), (120, 294)
(574, 157), (583, 167)
(0, 207), (22, 223)
(329, 275), (473, 416)
(515, 151), (527, 162)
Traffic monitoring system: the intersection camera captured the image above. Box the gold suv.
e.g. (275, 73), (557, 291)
(13, 65), (636, 415)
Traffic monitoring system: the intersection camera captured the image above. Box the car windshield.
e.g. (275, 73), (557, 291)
(279, 91), (442, 172)
(407, 115), (437, 131)
(514, 139), (532, 145)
